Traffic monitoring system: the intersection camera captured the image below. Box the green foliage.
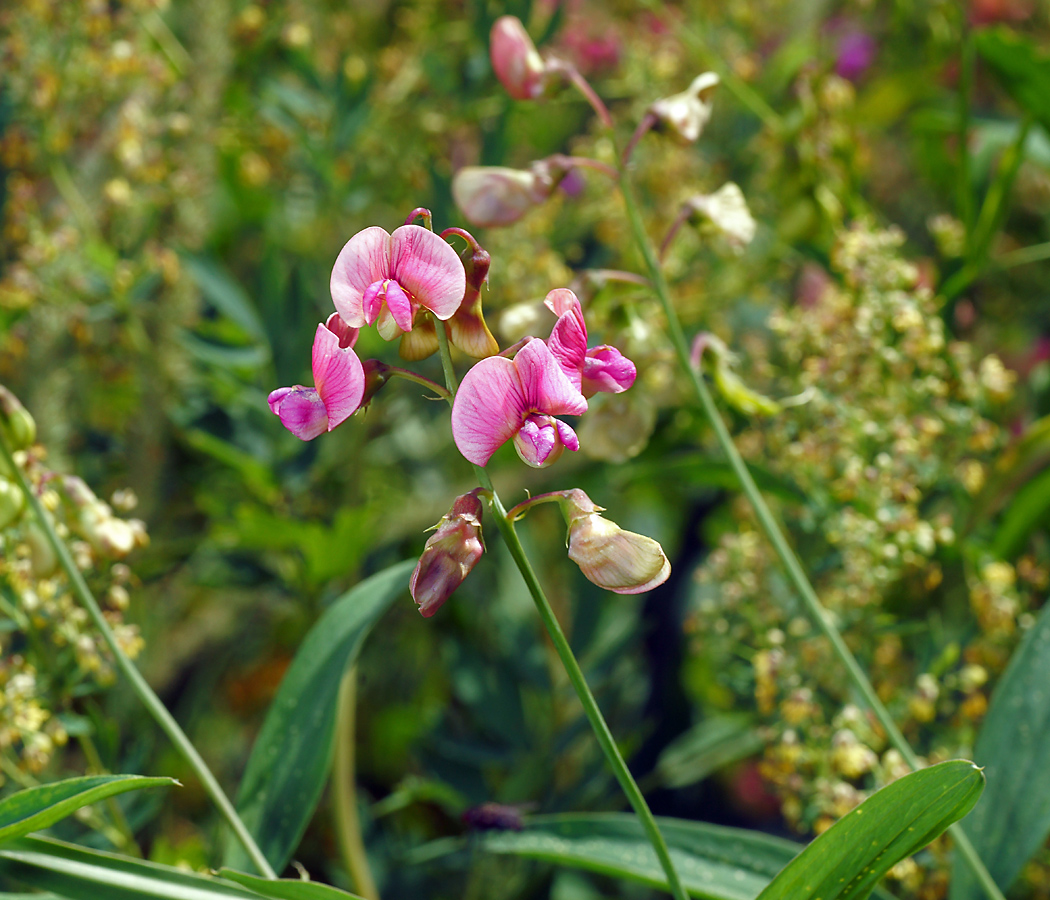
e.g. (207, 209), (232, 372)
(0, 775), (176, 846)
(227, 561), (414, 874)
(952, 599), (1050, 899)
(218, 870), (366, 900)
(757, 761), (984, 900)
(975, 28), (1050, 134)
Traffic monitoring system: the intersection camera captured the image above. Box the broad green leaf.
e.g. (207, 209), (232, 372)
(0, 775), (177, 846)
(757, 760), (984, 900)
(654, 714), (763, 790)
(0, 835), (261, 900)
(992, 465), (1050, 558)
(225, 561), (415, 874)
(182, 255), (268, 343)
(975, 28), (1050, 134)
(219, 870), (366, 899)
(951, 599), (1050, 900)
(480, 812), (803, 900)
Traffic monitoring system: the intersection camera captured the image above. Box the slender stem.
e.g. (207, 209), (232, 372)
(957, 29), (976, 247)
(622, 112), (657, 167)
(78, 731), (142, 857)
(434, 320), (460, 396)
(404, 207), (433, 230)
(333, 668), (379, 900)
(549, 154), (619, 181)
(505, 492), (566, 522)
(548, 60), (614, 129)
(384, 366), (451, 401)
(0, 438), (277, 879)
(615, 167), (1007, 900)
(659, 205), (694, 261)
(432, 325), (689, 900)
(995, 240), (1050, 270)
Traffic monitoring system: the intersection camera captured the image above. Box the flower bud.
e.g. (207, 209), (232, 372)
(410, 490), (486, 617)
(649, 72), (719, 144)
(452, 165), (555, 228)
(0, 477), (25, 530)
(490, 16), (548, 100)
(557, 489), (670, 594)
(0, 385), (37, 451)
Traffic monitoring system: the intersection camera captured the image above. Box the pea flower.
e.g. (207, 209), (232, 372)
(410, 490), (485, 617)
(451, 338), (587, 468)
(557, 489), (670, 594)
(544, 289), (637, 397)
(650, 72), (719, 143)
(330, 224), (466, 342)
(490, 16), (549, 100)
(268, 313), (365, 440)
(686, 183), (756, 251)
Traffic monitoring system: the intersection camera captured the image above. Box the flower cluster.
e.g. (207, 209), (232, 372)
(269, 211), (661, 615)
(0, 387), (147, 780)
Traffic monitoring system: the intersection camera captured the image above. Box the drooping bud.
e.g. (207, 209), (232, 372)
(0, 477), (25, 530)
(0, 385), (37, 451)
(686, 183), (756, 252)
(445, 229), (499, 358)
(452, 165), (555, 229)
(556, 489), (670, 594)
(410, 490), (486, 617)
(649, 72), (719, 144)
(490, 16), (549, 100)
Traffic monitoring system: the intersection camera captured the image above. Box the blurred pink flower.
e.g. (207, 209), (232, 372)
(451, 337), (587, 467)
(835, 30), (876, 81)
(330, 224), (465, 341)
(490, 16), (549, 100)
(544, 289), (636, 397)
(268, 313), (364, 440)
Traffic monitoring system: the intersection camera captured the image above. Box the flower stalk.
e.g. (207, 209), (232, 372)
(0, 434), (277, 880)
(434, 321), (690, 900)
(614, 160), (1007, 900)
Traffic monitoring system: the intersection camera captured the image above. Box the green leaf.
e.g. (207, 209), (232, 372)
(654, 714), (764, 790)
(182, 255), (268, 343)
(0, 835), (261, 900)
(757, 760), (984, 900)
(992, 465), (1050, 558)
(951, 600), (1050, 899)
(975, 27), (1050, 134)
(479, 812), (803, 900)
(219, 870), (366, 899)
(225, 561), (415, 874)
(0, 775), (177, 846)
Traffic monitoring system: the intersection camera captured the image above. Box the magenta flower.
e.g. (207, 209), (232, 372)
(543, 289), (637, 397)
(330, 224), (466, 341)
(268, 313), (365, 440)
(451, 338), (588, 467)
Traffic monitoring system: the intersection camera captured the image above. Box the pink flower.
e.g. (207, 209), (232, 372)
(268, 313), (365, 440)
(543, 289), (636, 397)
(330, 224), (466, 342)
(451, 338), (587, 468)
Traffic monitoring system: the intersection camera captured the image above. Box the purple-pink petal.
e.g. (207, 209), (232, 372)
(451, 356), (528, 466)
(312, 323), (365, 430)
(581, 345), (637, 397)
(390, 225), (466, 322)
(325, 312), (359, 348)
(554, 418), (579, 452)
(514, 414), (559, 467)
(544, 289), (587, 390)
(515, 338), (588, 417)
(331, 227), (393, 327)
(268, 386), (329, 440)
(385, 279), (415, 333)
(361, 280), (385, 325)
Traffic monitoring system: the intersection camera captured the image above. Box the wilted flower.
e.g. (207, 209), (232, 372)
(451, 338), (587, 468)
(330, 224), (466, 341)
(650, 72), (719, 143)
(557, 489), (670, 594)
(490, 16), (549, 100)
(268, 313), (365, 440)
(543, 289), (636, 397)
(687, 183), (756, 251)
(452, 162), (560, 228)
(410, 490), (485, 617)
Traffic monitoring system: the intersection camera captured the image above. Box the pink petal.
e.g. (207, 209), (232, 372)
(515, 338), (588, 417)
(385, 279), (415, 333)
(311, 323), (365, 430)
(545, 290), (587, 391)
(390, 225), (466, 321)
(268, 386), (329, 440)
(582, 345), (637, 397)
(513, 414), (559, 468)
(554, 418), (580, 452)
(451, 356), (528, 466)
(325, 312), (359, 349)
(330, 227), (392, 327)
(362, 280), (385, 325)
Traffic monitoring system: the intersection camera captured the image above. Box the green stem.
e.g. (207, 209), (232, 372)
(78, 731), (142, 857)
(615, 169), (1007, 900)
(0, 438), (276, 879)
(957, 29), (976, 246)
(995, 240), (1050, 270)
(333, 668), (379, 900)
(433, 329), (688, 900)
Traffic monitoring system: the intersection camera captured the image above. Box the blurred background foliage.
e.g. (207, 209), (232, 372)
(1, 0), (1050, 898)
